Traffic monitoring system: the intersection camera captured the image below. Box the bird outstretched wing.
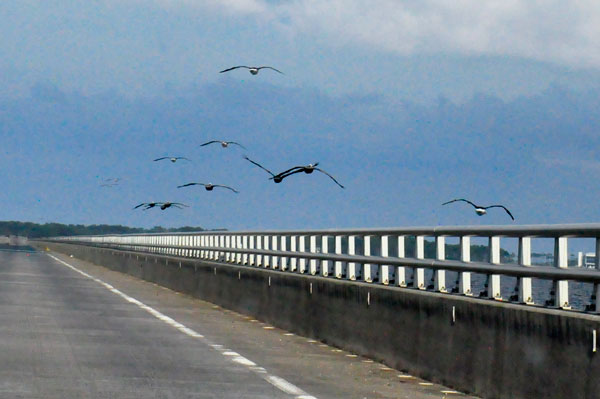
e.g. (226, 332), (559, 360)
(200, 140), (220, 146)
(486, 205), (515, 221)
(258, 66), (284, 74)
(243, 156), (275, 177)
(176, 157), (191, 161)
(214, 185), (239, 193)
(314, 168), (345, 189)
(219, 66), (250, 73)
(177, 182), (205, 188)
(227, 141), (247, 149)
(153, 157), (168, 161)
(442, 198), (478, 208)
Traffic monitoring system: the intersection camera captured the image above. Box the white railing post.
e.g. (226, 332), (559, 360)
(271, 236), (279, 269)
(348, 235), (358, 280)
(242, 235), (248, 265)
(335, 236), (344, 278)
(219, 235), (225, 261)
(225, 235), (231, 262)
(397, 235), (408, 287)
(236, 235), (242, 264)
(310, 235), (318, 275)
(256, 236), (263, 267)
(518, 237), (534, 304)
(415, 236), (426, 289)
(459, 236), (472, 295)
(364, 235), (375, 282)
(299, 236), (307, 273)
(322, 235), (331, 276)
(248, 235), (255, 266)
(489, 236), (502, 300)
(263, 235), (270, 268)
(434, 236), (447, 292)
(290, 236), (297, 272)
(381, 235), (392, 285)
(280, 236), (288, 271)
(554, 237), (570, 309)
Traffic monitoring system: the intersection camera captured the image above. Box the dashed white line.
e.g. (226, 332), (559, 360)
(47, 254), (317, 399)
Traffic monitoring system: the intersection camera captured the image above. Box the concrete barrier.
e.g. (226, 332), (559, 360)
(40, 241), (600, 399)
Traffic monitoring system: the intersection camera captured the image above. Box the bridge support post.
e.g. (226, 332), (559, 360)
(396, 235), (408, 287)
(488, 236), (502, 300)
(271, 236), (279, 269)
(363, 235), (376, 282)
(459, 236), (472, 295)
(299, 236), (307, 273)
(310, 235), (319, 275)
(415, 236), (425, 289)
(434, 236), (447, 292)
(554, 237), (570, 309)
(335, 236), (344, 278)
(290, 236), (297, 272)
(518, 237), (534, 304)
(381, 235), (392, 285)
(322, 235), (331, 276)
(348, 235), (359, 280)
(280, 236), (288, 271)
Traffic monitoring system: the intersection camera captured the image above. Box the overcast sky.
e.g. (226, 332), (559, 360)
(1, 1), (600, 230)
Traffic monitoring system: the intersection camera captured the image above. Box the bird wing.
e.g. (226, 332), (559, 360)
(485, 205), (515, 220)
(133, 203), (147, 209)
(273, 166), (305, 177)
(213, 185), (239, 193)
(176, 157), (191, 161)
(314, 168), (345, 189)
(227, 141), (247, 150)
(153, 157), (168, 161)
(177, 182), (204, 188)
(258, 66), (284, 74)
(200, 140), (219, 147)
(170, 203), (189, 208)
(219, 66), (250, 73)
(243, 156), (275, 177)
(441, 198), (478, 208)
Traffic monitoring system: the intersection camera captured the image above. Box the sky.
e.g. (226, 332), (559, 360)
(1, 1), (600, 230)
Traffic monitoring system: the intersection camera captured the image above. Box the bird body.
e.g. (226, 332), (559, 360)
(177, 182), (239, 193)
(200, 140), (246, 150)
(153, 157), (190, 163)
(219, 66), (283, 75)
(442, 199), (514, 220)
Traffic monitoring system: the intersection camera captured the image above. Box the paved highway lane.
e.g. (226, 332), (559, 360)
(0, 250), (478, 399)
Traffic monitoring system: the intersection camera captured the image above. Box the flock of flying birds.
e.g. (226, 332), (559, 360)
(102, 65), (515, 221)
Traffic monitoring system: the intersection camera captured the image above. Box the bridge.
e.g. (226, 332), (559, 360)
(6, 224), (600, 399)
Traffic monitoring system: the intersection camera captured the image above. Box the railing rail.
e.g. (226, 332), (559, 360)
(40, 223), (600, 313)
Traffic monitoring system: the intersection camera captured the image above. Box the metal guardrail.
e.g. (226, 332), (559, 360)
(42, 223), (600, 313)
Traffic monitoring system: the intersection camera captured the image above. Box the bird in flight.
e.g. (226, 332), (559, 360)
(272, 163), (345, 189)
(442, 199), (514, 220)
(133, 202), (189, 210)
(219, 66), (284, 75)
(243, 156), (286, 183)
(177, 182), (239, 193)
(200, 140), (246, 150)
(153, 157), (191, 163)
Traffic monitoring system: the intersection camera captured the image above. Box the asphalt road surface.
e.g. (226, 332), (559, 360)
(0, 249), (478, 399)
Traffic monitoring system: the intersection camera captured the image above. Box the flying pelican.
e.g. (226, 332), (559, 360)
(160, 202), (189, 210)
(272, 163), (345, 189)
(442, 199), (514, 220)
(200, 140), (246, 150)
(153, 157), (191, 163)
(243, 156), (286, 183)
(219, 66), (284, 75)
(177, 182), (239, 193)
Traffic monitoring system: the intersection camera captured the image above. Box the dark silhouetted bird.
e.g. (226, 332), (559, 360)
(273, 163), (345, 189)
(219, 65), (283, 75)
(442, 199), (514, 220)
(177, 182), (239, 193)
(153, 157), (190, 163)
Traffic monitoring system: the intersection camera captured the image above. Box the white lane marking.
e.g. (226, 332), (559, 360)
(47, 254), (317, 399)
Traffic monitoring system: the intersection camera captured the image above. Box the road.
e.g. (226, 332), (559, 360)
(0, 249), (477, 398)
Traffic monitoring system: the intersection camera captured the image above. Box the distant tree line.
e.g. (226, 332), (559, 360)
(0, 221), (216, 238)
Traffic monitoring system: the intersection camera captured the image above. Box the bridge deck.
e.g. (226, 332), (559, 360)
(0, 250), (477, 399)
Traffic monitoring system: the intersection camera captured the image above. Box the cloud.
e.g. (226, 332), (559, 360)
(194, 0), (600, 69)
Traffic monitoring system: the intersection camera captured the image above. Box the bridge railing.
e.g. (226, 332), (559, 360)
(43, 224), (600, 313)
